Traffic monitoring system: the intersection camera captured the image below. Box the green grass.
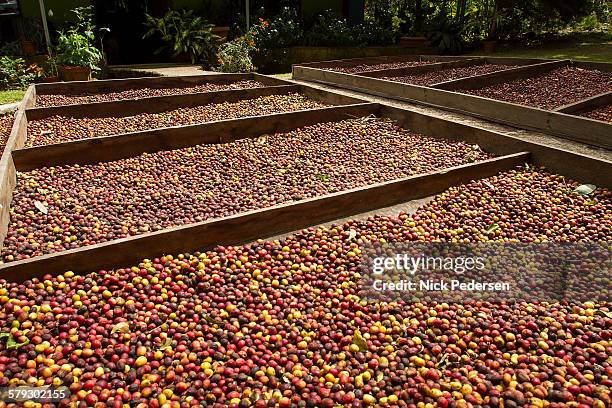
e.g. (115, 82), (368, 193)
(0, 89), (25, 105)
(475, 32), (612, 63)
(272, 73), (292, 79)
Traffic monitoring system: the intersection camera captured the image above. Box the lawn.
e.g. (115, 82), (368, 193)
(0, 89), (25, 105)
(476, 31), (612, 63)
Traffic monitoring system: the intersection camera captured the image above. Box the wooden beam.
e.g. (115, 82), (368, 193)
(13, 104), (379, 171)
(554, 91), (611, 114)
(0, 153), (529, 282)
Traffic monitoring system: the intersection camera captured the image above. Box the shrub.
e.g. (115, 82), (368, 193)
(250, 7), (303, 73)
(216, 34), (255, 73)
(304, 10), (354, 47)
(0, 56), (41, 90)
(352, 20), (398, 46)
(143, 9), (220, 66)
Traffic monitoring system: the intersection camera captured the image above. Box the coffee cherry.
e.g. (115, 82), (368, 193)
(383, 63), (517, 86)
(35, 80), (265, 107)
(463, 67), (612, 109)
(27, 93), (328, 147)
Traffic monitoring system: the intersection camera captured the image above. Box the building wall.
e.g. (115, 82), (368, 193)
(19, 0), (91, 28)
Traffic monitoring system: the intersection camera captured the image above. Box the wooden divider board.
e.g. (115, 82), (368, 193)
(555, 91), (611, 115)
(0, 153), (529, 282)
(292, 59), (612, 149)
(357, 58), (484, 79)
(297, 55), (547, 73)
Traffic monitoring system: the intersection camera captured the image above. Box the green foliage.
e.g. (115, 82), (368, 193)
(304, 9), (399, 47)
(250, 7), (303, 73)
(143, 9), (220, 66)
(55, 6), (107, 71)
(251, 7), (303, 50)
(577, 13), (600, 30)
(0, 56), (41, 90)
(304, 10), (354, 47)
(353, 19), (399, 46)
(43, 56), (59, 78)
(425, 13), (467, 54)
(0, 332), (30, 350)
(216, 34), (256, 73)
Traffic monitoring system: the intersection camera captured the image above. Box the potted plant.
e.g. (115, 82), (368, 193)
(55, 7), (107, 81)
(56, 32), (103, 81)
(42, 55), (59, 82)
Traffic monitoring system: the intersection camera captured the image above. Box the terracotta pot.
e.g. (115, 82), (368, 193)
(60, 66), (92, 82)
(483, 40), (498, 54)
(21, 40), (37, 56)
(213, 26), (230, 40)
(399, 36), (429, 48)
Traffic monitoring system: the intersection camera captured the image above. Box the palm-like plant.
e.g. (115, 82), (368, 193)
(143, 10), (220, 65)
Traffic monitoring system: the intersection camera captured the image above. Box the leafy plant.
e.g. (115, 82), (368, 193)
(56, 32), (103, 71)
(425, 13), (467, 54)
(43, 56), (59, 77)
(0, 56), (41, 90)
(216, 33), (255, 73)
(250, 7), (303, 73)
(0, 332), (30, 350)
(250, 7), (303, 50)
(143, 10), (220, 65)
(55, 6), (107, 71)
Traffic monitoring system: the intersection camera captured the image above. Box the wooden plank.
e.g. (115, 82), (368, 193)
(252, 73), (294, 86)
(357, 58), (484, 78)
(26, 85), (302, 120)
(292, 65), (611, 149)
(0, 153), (529, 282)
(20, 84), (36, 110)
(13, 103), (379, 171)
(433, 60), (568, 90)
(554, 91), (611, 114)
(379, 104), (612, 187)
(0, 110), (27, 251)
